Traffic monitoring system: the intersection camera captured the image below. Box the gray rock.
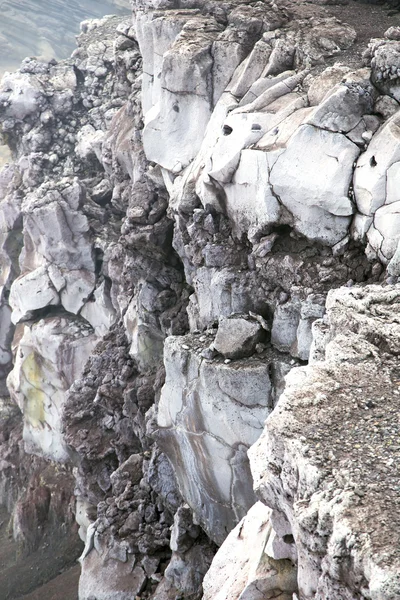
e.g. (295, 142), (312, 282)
(213, 317), (263, 359)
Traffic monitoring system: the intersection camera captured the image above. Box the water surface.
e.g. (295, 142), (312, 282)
(0, 0), (130, 166)
(0, 0), (131, 78)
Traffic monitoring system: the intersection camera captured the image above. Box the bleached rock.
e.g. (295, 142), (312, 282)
(207, 113), (274, 184)
(222, 149), (281, 242)
(370, 39), (400, 101)
(203, 502), (298, 600)
(305, 82), (374, 133)
(307, 65), (351, 106)
(0, 71), (46, 122)
(81, 281), (117, 337)
(250, 285), (400, 599)
(270, 124), (359, 245)
(213, 316), (263, 359)
(157, 334), (280, 544)
(187, 267), (264, 331)
(79, 552), (146, 600)
(353, 112), (400, 217)
(271, 295), (325, 361)
(7, 317), (97, 462)
(75, 124), (105, 163)
(9, 265), (59, 324)
(228, 39), (273, 99)
(142, 15), (221, 172)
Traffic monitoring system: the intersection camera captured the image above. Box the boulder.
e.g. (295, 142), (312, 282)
(213, 316), (263, 360)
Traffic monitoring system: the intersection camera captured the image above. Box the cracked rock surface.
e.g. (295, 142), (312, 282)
(0, 0), (400, 598)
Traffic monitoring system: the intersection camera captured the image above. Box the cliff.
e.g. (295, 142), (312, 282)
(0, 1), (400, 599)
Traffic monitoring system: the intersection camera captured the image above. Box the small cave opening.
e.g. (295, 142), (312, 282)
(95, 247), (104, 276)
(283, 534), (295, 545)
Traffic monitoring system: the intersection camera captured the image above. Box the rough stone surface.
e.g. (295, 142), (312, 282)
(156, 333), (292, 545)
(213, 316), (264, 359)
(203, 502), (297, 600)
(250, 285), (400, 600)
(0, 1), (400, 599)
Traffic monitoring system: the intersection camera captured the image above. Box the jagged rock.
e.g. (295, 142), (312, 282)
(271, 294), (325, 361)
(213, 316), (263, 359)
(269, 124), (358, 245)
(2, 2), (400, 599)
(250, 284), (400, 599)
(370, 39), (400, 101)
(156, 334), (293, 544)
(79, 554), (146, 600)
(203, 502), (298, 600)
(7, 317), (97, 462)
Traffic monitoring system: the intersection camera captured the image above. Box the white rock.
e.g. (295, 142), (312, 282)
(270, 124), (359, 245)
(157, 336), (273, 543)
(223, 149), (281, 242)
(354, 112), (400, 216)
(203, 502), (297, 600)
(7, 317), (97, 462)
(60, 269), (96, 315)
(10, 265), (59, 324)
(75, 124), (105, 163)
(143, 92), (211, 173)
(0, 71), (45, 121)
(207, 113), (275, 184)
(81, 281), (117, 337)
(305, 83), (372, 133)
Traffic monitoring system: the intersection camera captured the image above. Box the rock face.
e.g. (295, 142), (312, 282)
(203, 502), (297, 600)
(156, 333), (293, 545)
(250, 284), (400, 599)
(0, 1), (400, 599)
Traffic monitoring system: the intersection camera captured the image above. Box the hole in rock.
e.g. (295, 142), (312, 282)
(73, 65), (85, 85)
(271, 224), (293, 236)
(222, 124), (233, 136)
(173, 103), (179, 113)
(370, 155), (377, 167)
(251, 123), (262, 131)
(283, 534), (295, 545)
(95, 247), (104, 276)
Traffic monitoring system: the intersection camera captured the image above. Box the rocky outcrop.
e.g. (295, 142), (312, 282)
(1, 0), (400, 599)
(250, 284), (400, 599)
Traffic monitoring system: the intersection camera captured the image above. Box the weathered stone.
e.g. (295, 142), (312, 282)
(270, 124), (359, 245)
(156, 334), (275, 544)
(250, 285), (400, 599)
(213, 316), (263, 359)
(203, 502), (298, 600)
(7, 317), (97, 462)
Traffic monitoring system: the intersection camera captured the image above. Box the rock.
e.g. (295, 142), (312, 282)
(9, 266), (59, 324)
(221, 149), (281, 243)
(270, 124), (359, 245)
(307, 65), (351, 106)
(250, 284), (400, 599)
(203, 502), (298, 600)
(7, 317), (97, 462)
(79, 554), (146, 600)
(1, 2), (400, 600)
(156, 334), (277, 544)
(213, 316), (263, 359)
(354, 111), (400, 216)
(306, 82), (374, 133)
(370, 39), (400, 101)
(170, 505), (201, 553)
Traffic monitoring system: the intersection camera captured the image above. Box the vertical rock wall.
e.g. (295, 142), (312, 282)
(0, 1), (400, 599)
